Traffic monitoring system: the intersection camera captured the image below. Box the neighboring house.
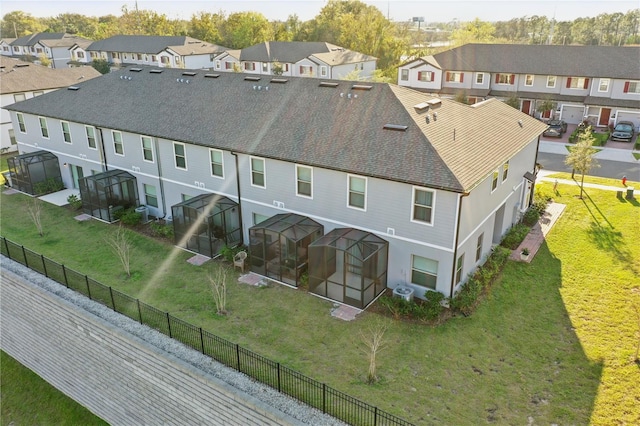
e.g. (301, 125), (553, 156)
(1, 38), (16, 56)
(6, 67), (547, 309)
(398, 44), (640, 130)
(82, 35), (228, 70)
(212, 41), (377, 80)
(6, 33), (93, 69)
(0, 57), (101, 152)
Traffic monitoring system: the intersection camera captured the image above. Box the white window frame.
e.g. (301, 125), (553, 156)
(418, 71), (434, 82)
(411, 255), (438, 290)
(209, 148), (224, 178)
(598, 79), (610, 92)
(320, 66), (328, 77)
(475, 73), (484, 84)
(626, 81), (640, 93)
(262, 62), (268, 72)
(250, 156), (266, 188)
(496, 74), (513, 85)
(524, 74), (534, 86)
(112, 130), (124, 156)
(568, 77), (587, 89)
(85, 125), (97, 149)
(296, 165), (313, 198)
(491, 169), (499, 192)
(502, 161), (509, 182)
(141, 136), (154, 163)
(16, 113), (26, 133)
(411, 186), (435, 226)
(546, 75), (556, 88)
(446, 72), (463, 83)
(215, 60), (221, 69)
(143, 183), (158, 208)
(13, 93), (26, 102)
(61, 121), (72, 143)
(455, 253), (465, 285)
(347, 174), (367, 211)
(253, 212), (269, 225)
(38, 116), (49, 139)
(401, 69), (409, 81)
(173, 142), (187, 170)
(476, 233), (484, 262)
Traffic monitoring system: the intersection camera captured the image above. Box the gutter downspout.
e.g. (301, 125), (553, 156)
(529, 135), (542, 206)
(96, 128), (108, 171)
(153, 137), (167, 218)
(230, 151), (244, 246)
(449, 191), (469, 299)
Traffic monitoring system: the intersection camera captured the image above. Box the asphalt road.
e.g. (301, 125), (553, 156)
(537, 152), (640, 181)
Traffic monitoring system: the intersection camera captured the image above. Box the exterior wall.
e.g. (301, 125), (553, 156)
(294, 58), (318, 78)
(50, 46), (72, 68)
(559, 104), (586, 124)
(330, 61), (376, 80)
(0, 266), (310, 426)
(183, 53), (216, 70)
(397, 62), (442, 91)
(558, 76), (591, 97)
(610, 78), (640, 101)
(441, 70), (473, 91)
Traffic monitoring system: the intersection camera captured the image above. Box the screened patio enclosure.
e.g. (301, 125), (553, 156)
(249, 213), (323, 287)
(171, 193), (241, 258)
(78, 170), (139, 223)
(6, 150), (62, 195)
(308, 228), (388, 309)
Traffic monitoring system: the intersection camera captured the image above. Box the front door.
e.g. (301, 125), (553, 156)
(70, 164), (84, 189)
(521, 100), (532, 115)
(599, 108), (611, 127)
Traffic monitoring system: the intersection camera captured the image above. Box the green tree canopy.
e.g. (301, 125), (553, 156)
(220, 12), (273, 49)
(1, 11), (45, 38)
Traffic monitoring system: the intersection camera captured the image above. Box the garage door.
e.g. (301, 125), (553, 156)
(560, 105), (584, 124)
(616, 111), (640, 131)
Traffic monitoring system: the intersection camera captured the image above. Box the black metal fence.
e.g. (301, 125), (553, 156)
(0, 236), (414, 426)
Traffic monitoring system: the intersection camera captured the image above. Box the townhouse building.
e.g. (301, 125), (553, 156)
(6, 67), (547, 308)
(71, 35), (228, 70)
(0, 57), (101, 152)
(1, 33), (93, 69)
(398, 44), (640, 130)
(214, 41), (377, 80)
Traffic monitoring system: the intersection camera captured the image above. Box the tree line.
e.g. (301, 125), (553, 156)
(1, 0), (638, 77)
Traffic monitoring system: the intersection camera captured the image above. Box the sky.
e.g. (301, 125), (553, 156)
(1, 0), (637, 23)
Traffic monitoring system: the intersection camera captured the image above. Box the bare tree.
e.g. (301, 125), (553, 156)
(27, 198), (44, 236)
(209, 266), (227, 315)
(106, 225), (132, 278)
(564, 127), (599, 199)
(360, 320), (389, 384)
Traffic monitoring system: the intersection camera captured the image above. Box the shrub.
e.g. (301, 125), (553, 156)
(33, 178), (64, 195)
(67, 194), (82, 210)
(117, 207), (142, 226)
(378, 292), (446, 323)
(500, 223), (530, 249)
(149, 221), (174, 239)
(522, 207), (540, 226)
(219, 245), (245, 263)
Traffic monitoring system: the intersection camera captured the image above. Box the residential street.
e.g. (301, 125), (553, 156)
(537, 152), (640, 181)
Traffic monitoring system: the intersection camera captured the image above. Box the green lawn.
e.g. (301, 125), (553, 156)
(1, 177), (639, 425)
(545, 172), (640, 188)
(1, 351), (107, 425)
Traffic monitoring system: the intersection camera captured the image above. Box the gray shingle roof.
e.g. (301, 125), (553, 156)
(239, 41), (376, 64)
(7, 67), (546, 192)
(431, 44), (640, 79)
(0, 57), (101, 93)
(87, 35), (226, 55)
(11, 33), (66, 47)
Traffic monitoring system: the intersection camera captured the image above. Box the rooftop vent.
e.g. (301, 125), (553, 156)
(149, 69), (163, 74)
(414, 102), (430, 112)
(182, 71), (197, 76)
(270, 78), (288, 84)
(129, 68), (142, 72)
(204, 73), (220, 78)
(68, 86), (80, 91)
(244, 76), (260, 81)
(14, 64), (30, 68)
(319, 81), (339, 88)
(383, 124), (408, 131)
(351, 84), (373, 91)
(427, 98), (442, 107)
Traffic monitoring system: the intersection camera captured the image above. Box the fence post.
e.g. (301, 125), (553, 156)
(109, 287), (115, 311)
(277, 363), (281, 392)
(199, 328), (204, 354)
(41, 254), (48, 277)
(166, 312), (172, 338)
(62, 264), (69, 288)
(2, 237), (10, 259)
(374, 406), (378, 426)
(322, 383), (326, 414)
(136, 299), (142, 323)
(85, 275), (92, 299)
(21, 245), (28, 267)
(236, 344), (241, 371)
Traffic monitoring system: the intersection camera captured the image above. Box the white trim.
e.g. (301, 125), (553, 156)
(410, 186), (435, 227)
(490, 169), (499, 193)
(112, 130), (124, 156)
(347, 174), (367, 211)
(209, 148), (225, 179)
(524, 74), (534, 86)
(598, 78), (610, 92)
(141, 135), (154, 163)
(250, 156), (266, 188)
(295, 164), (313, 199)
(38, 116), (49, 139)
(60, 121), (72, 144)
(16, 112), (26, 134)
(475, 72), (484, 85)
(84, 125), (97, 150)
(173, 141), (187, 170)
(546, 75), (556, 88)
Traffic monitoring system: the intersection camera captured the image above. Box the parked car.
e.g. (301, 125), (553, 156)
(542, 120), (568, 138)
(610, 121), (635, 142)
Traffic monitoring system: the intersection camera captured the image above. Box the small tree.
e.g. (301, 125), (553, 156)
(37, 53), (51, 67)
(536, 98), (556, 119)
(360, 320), (389, 384)
(454, 91), (470, 105)
(91, 58), (110, 74)
(271, 61), (283, 76)
(27, 198), (44, 237)
(106, 225), (132, 278)
(565, 127), (599, 199)
(208, 266), (227, 315)
(504, 95), (520, 109)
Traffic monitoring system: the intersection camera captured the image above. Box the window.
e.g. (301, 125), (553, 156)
(2, 46), (8, 51)
(446, 72), (463, 83)
(161, 56), (170, 64)
(13, 93), (26, 102)
(85, 126), (96, 149)
(418, 71), (434, 82)
(412, 187), (434, 224)
(262, 62), (268, 72)
(476, 233), (483, 262)
(173, 142), (186, 169)
(491, 170), (499, 192)
(136, 53), (142, 60)
(111, 52), (119, 59)
(598, 79), (610, 92)
(39, 117), (49, 138)
(253, 213), (269, 225)
(401, 69), (408, 81)
(141, 136), (153, 162)
(283, 63), (289, 72)
(251, 157), (265, 187)
(144, 184), (158, 208)
(151, 55), (157, 62)
(209, 149), (224, 178)
(348, 175), (366, 210)
(296, 165), (312, 197)
(225, 62), (233, 70)
(181, 194), (193, 202)
(61, 121), (72, 143)
(320, 66), (327, 77)
(455, 253), (465, 284)
(244, 62), (256, 71)
(411, 255), (438, 289)
(476, 73), (484, 84)
(33, 91), (44, 97)
(546, 76), (556, 88)
(112, 131), (124, 155)
(299, 65), (313, 76)
(16, 113), (26, 133)
(76, 51), (85, 59)
(502, 161), (509, 181)
(623, 81), (640, 94)
(495, 73), (515, 85)
(525, 75), (534, 86)
(566, 77), (589, 89)
(215, 60), (221, 69)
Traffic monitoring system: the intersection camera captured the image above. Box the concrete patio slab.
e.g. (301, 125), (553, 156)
(187, 254), (210, 266)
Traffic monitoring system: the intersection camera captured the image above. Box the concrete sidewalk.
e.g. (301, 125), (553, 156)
(539, 140), (639, 163)
(537, 171), (639, 195)
(511, 202), (566, 263)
